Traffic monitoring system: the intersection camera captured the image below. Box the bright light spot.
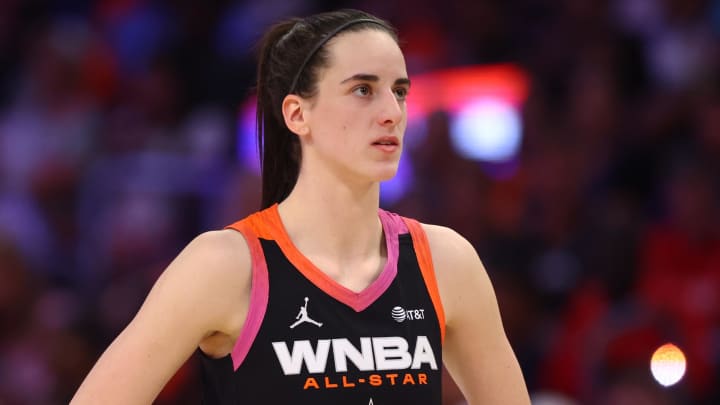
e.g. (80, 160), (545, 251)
(650, 343), (687, 387)
(449, 98), (522, 162)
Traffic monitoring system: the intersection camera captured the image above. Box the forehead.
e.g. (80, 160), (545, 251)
(321, 29), (407, 80)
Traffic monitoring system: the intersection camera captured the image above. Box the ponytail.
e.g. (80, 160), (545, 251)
(256, 20), (301, 209)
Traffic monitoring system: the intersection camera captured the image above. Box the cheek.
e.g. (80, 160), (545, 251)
(399, 117), (407, 130)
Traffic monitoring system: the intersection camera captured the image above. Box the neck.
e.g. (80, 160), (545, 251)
(277, 170), (383, 269)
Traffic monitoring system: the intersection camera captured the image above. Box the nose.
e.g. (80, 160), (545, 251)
(377, 88), (404, 127)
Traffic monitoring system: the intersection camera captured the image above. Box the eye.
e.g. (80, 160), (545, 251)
(352, 85), (372, 97)
(393, 87), (409, 101)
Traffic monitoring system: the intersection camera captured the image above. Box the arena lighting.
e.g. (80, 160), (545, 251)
(382, 64), (529, 201)
(406, 64), (529, 120)
(449, 97), (522, 162)
(236, 64), (530, 201)
(405, 64), (529, 163)
(650, 343), (687, 387)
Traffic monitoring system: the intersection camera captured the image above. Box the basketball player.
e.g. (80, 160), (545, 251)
(71, 9), (530, 404)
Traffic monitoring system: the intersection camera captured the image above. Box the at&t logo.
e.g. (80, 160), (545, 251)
(391, 306), (425, 323)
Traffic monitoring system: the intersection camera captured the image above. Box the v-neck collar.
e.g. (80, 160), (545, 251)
(260, 204), (400, 312)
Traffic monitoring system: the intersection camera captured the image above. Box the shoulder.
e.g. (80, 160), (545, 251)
(419, 223), (478, 271)
(175, 228), (252, 294)
(180, 229), (251, 270)
(158, 228), (253, 334)
(417, 223), (490, 328)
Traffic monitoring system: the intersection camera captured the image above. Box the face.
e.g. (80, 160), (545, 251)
(300, 29), (409, 184)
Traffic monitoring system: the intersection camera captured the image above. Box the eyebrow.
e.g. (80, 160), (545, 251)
(340, 73), (411, 87)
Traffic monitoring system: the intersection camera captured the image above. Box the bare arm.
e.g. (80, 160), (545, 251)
(424, 224), (530, 405)
(71, 230), (251, 404)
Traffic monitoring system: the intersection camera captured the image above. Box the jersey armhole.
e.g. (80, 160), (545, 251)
(401, 217), (446, 344)
(224, 221), (270, 370)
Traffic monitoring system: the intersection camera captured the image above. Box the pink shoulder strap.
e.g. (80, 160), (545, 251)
(225, 218), (270, 370)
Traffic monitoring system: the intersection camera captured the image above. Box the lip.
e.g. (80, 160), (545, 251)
(371, 136), (400, 147)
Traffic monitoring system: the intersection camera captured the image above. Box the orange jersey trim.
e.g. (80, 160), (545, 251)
(227, 206), (445, 340)
(242, 205), (399, 312)
(401, 218), (446, 344)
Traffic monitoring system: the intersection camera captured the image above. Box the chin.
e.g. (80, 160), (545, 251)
(373, 166), (400, 182)
(347, 160), (400, 184)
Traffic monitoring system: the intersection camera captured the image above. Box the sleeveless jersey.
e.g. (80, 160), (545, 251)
(200, 204), (445, 405)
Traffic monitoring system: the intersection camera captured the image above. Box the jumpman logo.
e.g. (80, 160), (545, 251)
(289, 297), (323, 329)
(368, 399), (374, 405)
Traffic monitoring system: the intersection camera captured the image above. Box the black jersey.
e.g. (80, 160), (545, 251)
(200, 204), (445, 405)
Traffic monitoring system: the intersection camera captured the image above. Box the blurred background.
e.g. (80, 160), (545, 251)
(1, 0), (719, 404)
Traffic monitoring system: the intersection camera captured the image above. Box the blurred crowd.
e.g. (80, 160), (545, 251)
(1, 0), (719, 404)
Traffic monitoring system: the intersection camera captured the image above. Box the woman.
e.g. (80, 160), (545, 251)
(71, 9), (530, 404)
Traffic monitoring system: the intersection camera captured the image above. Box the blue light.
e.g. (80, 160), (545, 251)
(449, 98), (522, 162)
(236, 102), (260, 173)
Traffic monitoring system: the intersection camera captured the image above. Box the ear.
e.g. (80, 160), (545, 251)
(281, 94), (309, 137)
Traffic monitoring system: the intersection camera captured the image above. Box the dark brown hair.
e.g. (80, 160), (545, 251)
(255, 9), (397, 208)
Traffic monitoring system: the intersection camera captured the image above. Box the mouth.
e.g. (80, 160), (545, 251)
(372, 136), (400, 146)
